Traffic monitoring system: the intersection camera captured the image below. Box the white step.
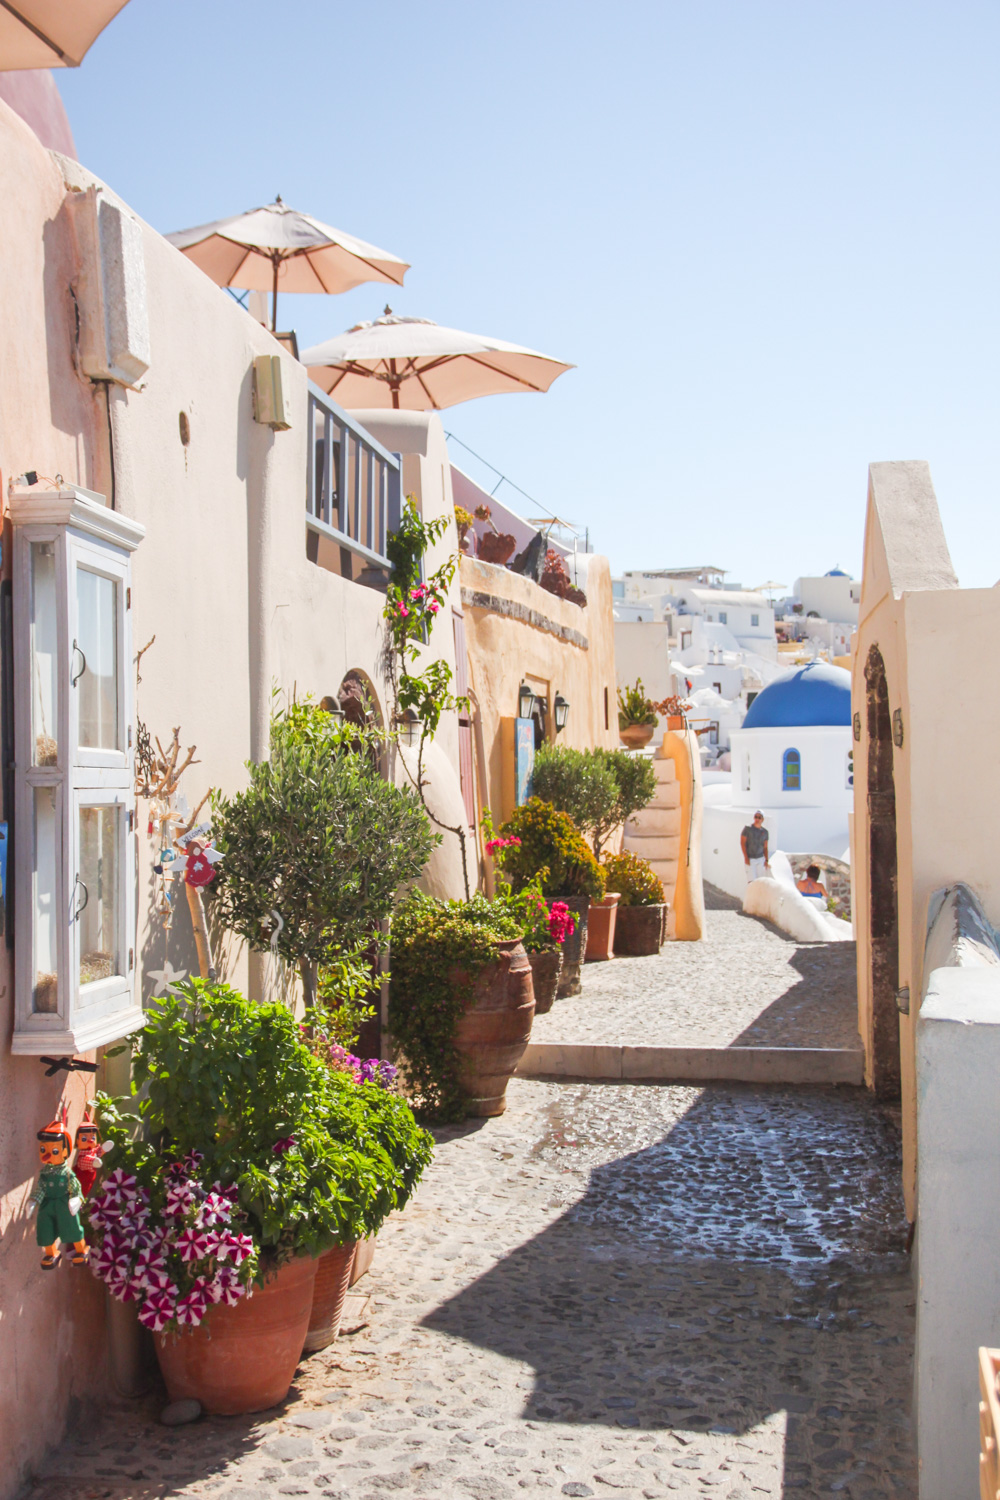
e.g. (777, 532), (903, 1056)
(653, 759), (677, 784)
(624, 833), (682, 863)
(650, 781), (681, 811)
(627, 807), (682, 838)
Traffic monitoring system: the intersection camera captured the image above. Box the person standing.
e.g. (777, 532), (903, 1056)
(740, 811), (770, 881)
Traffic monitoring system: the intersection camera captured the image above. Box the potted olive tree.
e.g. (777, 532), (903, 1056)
(210, 700), (436, 1008)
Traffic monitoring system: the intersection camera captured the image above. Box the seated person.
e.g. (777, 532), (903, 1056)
(796, 864), (828, 903)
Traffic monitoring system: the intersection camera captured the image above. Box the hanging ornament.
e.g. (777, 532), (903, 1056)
(29, 1107), (87, 1268)
(73, 1109), (112, 1198)
(184, 841), (216, 889)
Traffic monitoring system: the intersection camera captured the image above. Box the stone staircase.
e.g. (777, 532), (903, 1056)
(623, 753), (682, 938)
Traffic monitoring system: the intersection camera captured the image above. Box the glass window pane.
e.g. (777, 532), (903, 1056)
(32, 787), (58, 1012)
(30, 543), (58, 766)
(78, 804), (121, 985)
(77, 568), (119, 750)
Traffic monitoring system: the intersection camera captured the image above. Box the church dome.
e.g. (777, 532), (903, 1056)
(743, 661), (852, 729)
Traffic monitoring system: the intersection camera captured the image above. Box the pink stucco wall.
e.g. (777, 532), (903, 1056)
(0, 102), (107, 1499)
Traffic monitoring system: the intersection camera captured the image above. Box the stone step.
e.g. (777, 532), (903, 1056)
(624, 832), (681, 863)
(649, 781), (681, 811)
(653, 759), (677, 784)
(516, 1043), (865, 1086)
(627, 807), (681, 838)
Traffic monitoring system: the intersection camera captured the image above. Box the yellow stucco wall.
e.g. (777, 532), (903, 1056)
(460, 554), (618, 850)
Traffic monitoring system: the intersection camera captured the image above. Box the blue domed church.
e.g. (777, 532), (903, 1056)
(702, 662), (854, 897)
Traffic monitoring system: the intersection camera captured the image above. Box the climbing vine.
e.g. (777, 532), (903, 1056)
(384, 498), (472, 898)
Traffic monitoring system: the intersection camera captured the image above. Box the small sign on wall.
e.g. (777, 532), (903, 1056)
(515, 718), (535, 805)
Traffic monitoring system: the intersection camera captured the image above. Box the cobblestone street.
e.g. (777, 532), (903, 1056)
(28, 1071), (915, 1500)
(531, 889), (861, 1053)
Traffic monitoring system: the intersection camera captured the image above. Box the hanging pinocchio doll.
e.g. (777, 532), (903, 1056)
(29, 1108), (87, 1269)
(73, 1109), (112, 1198)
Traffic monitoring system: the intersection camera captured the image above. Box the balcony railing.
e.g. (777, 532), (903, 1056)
(306, 383), (401, 584)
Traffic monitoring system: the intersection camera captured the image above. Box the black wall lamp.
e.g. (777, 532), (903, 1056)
(518, 682), (536, 719)
(553, 693), (570, 732)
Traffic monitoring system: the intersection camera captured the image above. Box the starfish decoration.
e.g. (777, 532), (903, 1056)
(147, 961), (188, 997)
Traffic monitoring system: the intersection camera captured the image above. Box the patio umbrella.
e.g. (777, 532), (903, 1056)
(165, 198), (409, 332)
(0, 0), (131, 68)
(302, 308), (573, 410)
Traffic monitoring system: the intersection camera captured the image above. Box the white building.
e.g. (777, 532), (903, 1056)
(702, 661), (854, 898)
(792, 568), (861, 625)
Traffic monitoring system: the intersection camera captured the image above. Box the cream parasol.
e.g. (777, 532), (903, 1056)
(165, 198), (409, 332)
(0, 0), (131, 68)
(302, 308), (573, 410)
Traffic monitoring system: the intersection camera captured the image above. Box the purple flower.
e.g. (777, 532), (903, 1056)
(272, 1136), (295, 1156)
(143, 1269), (176, 1296)
(183, 1150), (204, 1171)
(165, 1182), (197, 1216)
(137, 1289), (176, 1332)
(175, 1286), (210, 1327)
(197, 1192), (233, 1226)
(102, 1168), (139, 1202)
(206, 1266), (244, 1305)
(133, 1247), (168, 1286)
(174, 1228), (211, 1263)
(217, 1232), (253, 1267)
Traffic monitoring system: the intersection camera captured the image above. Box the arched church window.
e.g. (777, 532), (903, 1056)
(782, 747), (801, 791)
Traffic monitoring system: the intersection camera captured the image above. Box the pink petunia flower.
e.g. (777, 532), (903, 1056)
(217, 1233), (254, 1267)
(137, 1289), (177, 1332)
(175, 1228), (212, 1263)
(175, 1286), (210, 1327)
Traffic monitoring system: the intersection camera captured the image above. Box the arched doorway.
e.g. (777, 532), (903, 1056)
(865, 645), (900, 1100)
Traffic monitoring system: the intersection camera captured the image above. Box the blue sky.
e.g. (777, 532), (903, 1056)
(58, 0), (1000, 589)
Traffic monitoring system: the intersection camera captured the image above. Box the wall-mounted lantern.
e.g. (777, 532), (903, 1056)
(553, 693), (570, 733)
(518, 682), (536, 720)
(397, 710), (422, 748)
(9, 482), (145, 1055)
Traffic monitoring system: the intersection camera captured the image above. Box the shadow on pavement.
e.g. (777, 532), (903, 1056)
(423, 1084), (914, 1497)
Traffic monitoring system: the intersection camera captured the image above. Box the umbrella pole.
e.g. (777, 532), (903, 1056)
(271, 255), (279, 333)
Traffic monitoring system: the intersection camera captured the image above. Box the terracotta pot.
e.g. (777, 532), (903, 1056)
(303, 1242), (357, 1353)
(619, 723), (654, 749)
(452, 937), (535, 1117)
(349, 1235), (376, 1286)
(556, 896), (590, 997)
(478, 531), (517, 565)
(667, 715), (685, 730)
(585, 893), (620, 962)
(614, 903), (666, 956)
(155, 1254), (316, 1415)
(527, 948), (562, 1015)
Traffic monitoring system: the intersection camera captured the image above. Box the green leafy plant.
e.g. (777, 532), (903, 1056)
(385, 497), (472, 897)
(601, 850), (665, 907)
(617, 678), (658, 728)
(317, 944), (383, 1050)
(528, 745), (657, 857)
(590, 749), (658, 856)
(492, 798), (605, 900)
(389, 891), (522, 1122)
(530, 745), (618, 845)
(210, 698), (435, 1006)
(101, 980), (433, 1263)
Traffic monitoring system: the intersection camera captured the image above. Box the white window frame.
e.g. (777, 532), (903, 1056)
(10, 485), (144, 1055)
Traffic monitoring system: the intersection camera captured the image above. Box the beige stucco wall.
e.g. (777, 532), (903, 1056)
(0, 109), (468, 1489)
(850, 462), (1000, 1214)
(460, 553), (618, 867)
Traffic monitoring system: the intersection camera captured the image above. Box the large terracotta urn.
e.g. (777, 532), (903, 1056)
(527, 948), (562, 1015)
(556, 896), (590, 997)
(303, 1241), (358, 1353)
(452, 937), (535, 1116)
(585, 893), (620, 961)
(155, 1255), (317, 1415)
(613, 903), (666, 956)
(619, 723), (654, 749)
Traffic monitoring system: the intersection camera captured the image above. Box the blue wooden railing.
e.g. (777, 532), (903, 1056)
(306, 383), (401, 576)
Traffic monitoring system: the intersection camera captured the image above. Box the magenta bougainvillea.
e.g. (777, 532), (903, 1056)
(86, 1154), (258, 1334)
